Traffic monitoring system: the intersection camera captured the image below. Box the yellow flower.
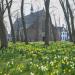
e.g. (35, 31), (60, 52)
(68, 69), (71, 72)
(40, 65), (48, 71)
(0, 71), (2, 74)
(30, 72), (34, 75)
(50, 61), (54, 66)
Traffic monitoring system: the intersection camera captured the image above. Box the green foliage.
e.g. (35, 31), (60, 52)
(0, 41), (75, 75)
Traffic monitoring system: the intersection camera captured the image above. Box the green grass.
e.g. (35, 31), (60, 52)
(0, 41), (75, 75)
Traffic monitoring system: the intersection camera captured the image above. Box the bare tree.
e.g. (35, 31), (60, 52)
(66, 0), (75, 43)
(0, 0), (9, 48)
(49, 14), (56, 42)
(59, 0), (75, 43)
(16, 12), (20, 41)
(59, 0), (73, 42)
(6, 0), (16, 43)
(73, 0), (75, 5)
(21, 0), (28, 44)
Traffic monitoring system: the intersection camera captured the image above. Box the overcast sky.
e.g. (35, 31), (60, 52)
(4, 0), (75, 33)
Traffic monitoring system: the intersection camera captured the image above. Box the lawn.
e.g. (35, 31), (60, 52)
(0, 41), (75, 75)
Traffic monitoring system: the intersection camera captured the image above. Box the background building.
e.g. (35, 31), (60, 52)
(13, 8), (69, 42)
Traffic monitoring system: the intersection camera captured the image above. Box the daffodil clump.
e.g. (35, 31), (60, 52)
(0, 41), (75, 75)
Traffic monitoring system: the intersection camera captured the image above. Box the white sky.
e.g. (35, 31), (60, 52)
(4, 0), (75, 33)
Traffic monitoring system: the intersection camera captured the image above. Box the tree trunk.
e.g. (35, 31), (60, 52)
(6, 0), (16, 43)
(0, 17), (8, 48)
(21, 0), (28, 44)
(44, 0), (50, 45)
(49, 14), (56, 42)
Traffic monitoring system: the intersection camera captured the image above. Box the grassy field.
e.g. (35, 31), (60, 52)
(0, 41), (75, 75)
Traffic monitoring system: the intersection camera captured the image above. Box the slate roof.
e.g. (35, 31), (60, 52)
(14, 10), (45, 30)
(54, 27), (67, 32)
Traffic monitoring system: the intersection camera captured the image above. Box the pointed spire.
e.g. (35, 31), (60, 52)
(31, 4), (33, 14)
